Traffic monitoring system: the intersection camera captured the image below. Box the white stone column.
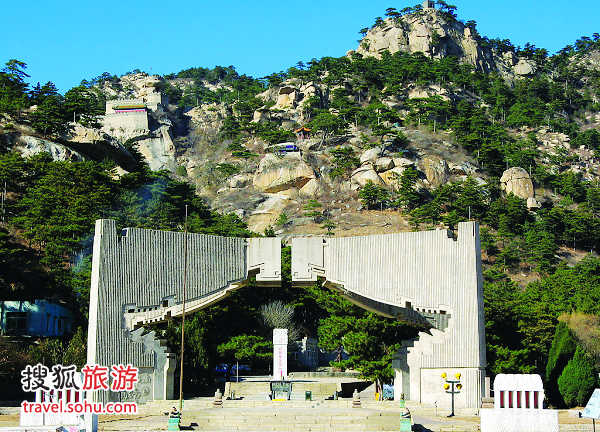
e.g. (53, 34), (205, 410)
(273, 329), (288, 380)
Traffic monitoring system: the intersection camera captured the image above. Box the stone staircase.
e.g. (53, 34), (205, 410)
(128, 405), (407, 432)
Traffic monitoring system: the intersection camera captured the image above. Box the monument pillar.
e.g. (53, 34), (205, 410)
(273, 328), (288, 380)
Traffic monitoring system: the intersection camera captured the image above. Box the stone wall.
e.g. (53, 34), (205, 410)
(102, 111), (149, 135)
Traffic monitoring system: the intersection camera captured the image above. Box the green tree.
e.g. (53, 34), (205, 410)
(0, 59), (29, 115)
(303, 200), (323, 222)
(329, 147), (359, 179)
(545, 322), (577, 406)
(64, 86), (104, 127)
(394, 167), (420, 211)
(30, 94), (70, 136)
(310, 112), (348, 147)
(217, 335), (272, 379)
(359, 181), (389, 210)
(63, 327), (87, 368)
(558, 346), (597, 407)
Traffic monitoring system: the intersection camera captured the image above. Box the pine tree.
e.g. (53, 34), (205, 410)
(558, 346), (597, 407)
(395, 167), (420, 210)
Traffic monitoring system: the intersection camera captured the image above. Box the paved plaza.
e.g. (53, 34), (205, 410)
(2, 400), (597, 431)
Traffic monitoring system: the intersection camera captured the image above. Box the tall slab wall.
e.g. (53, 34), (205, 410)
(291, 222), (486, 410)
(87, 219), (280, 403)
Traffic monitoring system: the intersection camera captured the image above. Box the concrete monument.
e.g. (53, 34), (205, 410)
(86, 220), (281, 403)
(87, 219), (485, 409)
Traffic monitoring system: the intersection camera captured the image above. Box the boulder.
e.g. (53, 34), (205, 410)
(275, 86), (297, 109)
(500, 167), (534, 199)
(351, 165), (384, 189)
(513, 59), (536, 76)
(420, 155), (449, 187)
(359, 147), (383, 165)
(375, 157), (394, 172)
(393, 158), (414, 168)
(380, 167), (407, 187)
(253, 153), (315, 193)
(299, 178), (323, 198)
(297, 138), (320, 152)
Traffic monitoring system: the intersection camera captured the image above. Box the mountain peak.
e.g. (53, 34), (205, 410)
(350, 4), (537, 80)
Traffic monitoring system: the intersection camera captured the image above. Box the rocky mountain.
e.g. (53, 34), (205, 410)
(1, 3), (599, 241)
(351, 3), (537, 80)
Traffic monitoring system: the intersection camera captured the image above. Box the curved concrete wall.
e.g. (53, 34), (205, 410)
(87, 219), (280, 403)
(291, 222), (486, 410)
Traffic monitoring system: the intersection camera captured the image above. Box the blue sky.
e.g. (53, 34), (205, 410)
(1, 1), (597, 92)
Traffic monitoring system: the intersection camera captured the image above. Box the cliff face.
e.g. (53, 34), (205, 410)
(351, 8), (536, 80)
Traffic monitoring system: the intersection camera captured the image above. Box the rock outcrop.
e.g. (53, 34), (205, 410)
(351, 8), (535, 80)
(420, 155), (449, 187)
(500, 167), (534, 199)
(246, 194), (291, 233)
(13, 135), (84, 162)
(253, 153), (315, 193)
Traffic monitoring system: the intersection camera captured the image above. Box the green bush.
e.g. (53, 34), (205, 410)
(175, 165), (188, 177)
(558, 346), (597, 407)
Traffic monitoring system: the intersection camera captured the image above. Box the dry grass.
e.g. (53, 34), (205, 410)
(559, 312), (600, 365)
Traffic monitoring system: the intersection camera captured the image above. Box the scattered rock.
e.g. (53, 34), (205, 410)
(500, 167), (534, 199)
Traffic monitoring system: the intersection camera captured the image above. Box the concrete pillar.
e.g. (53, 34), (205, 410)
(164, 354), (176, 400)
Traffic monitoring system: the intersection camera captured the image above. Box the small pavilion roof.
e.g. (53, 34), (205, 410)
(294, 127), (311, 133)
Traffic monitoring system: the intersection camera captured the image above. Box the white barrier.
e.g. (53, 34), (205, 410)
(480, 374), (558, 432)
(19, 373), (97, 432)
(480, 408), (559, 432)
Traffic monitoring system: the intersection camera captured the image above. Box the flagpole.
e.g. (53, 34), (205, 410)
(179, 205), (189, 413)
